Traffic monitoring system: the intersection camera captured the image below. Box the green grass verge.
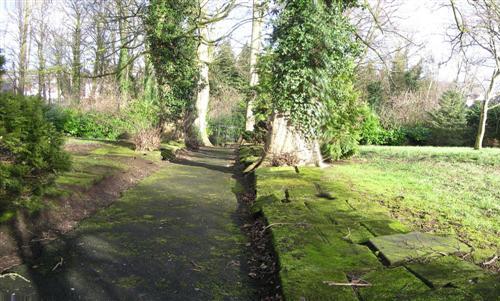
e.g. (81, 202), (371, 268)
(334, 146), (500, 263)
(253, 146), (499, 300)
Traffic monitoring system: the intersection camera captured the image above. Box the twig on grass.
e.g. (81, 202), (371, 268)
(323, 280), (372, 287)
(190, 260), (204, 271)
(0, 273), (30, 283)
(483, 255), (498, 266)
(263, 222), (310, 231)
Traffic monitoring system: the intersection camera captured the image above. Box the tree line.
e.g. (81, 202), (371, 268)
(1, 0), (498, 165)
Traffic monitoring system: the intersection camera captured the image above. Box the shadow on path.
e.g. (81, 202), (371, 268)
(0, 147), (257, 300)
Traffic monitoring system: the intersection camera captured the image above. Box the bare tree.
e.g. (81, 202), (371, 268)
(448, 0), (500, 149)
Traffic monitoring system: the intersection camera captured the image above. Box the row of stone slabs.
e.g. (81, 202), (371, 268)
(358, 231), (499, 300)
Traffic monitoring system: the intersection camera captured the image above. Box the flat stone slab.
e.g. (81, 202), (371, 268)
(369, 232), (471, 265)
(406, 256), (487, 288)
(361, 219), (411, 236)
(358, 267), (429, 301)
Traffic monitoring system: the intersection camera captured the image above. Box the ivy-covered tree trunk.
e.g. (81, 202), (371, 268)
(92, 16), (105, 99)
(36, 37), (47, 100)
(194, 23), (213, 146)
(264, 0), (360, 165)
(245, 0), (265, 131)
(117, 1), (131, 107)
(71, 9), (82, 103)
(143, 54), (157, 103)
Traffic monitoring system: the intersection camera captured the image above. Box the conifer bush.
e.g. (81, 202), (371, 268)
(0, 93), (70, 212)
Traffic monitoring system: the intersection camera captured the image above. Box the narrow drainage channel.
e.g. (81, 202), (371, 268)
(233, 154), (283, 300)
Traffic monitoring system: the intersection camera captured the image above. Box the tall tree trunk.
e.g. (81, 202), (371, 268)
(245, 0), (265, 131)
(92, 18), (105, 99)
(194, 23), (213, 147)
(36, 41), (46, 99)
(474, 68), (499, 150)
(266, 113), (324, 166)
(143, 54), (157, 103)
(17, 0), (31, 95)
(117, 1), (131, 107)
(71, 10), (82, 103)
(475, 99), (489, 150)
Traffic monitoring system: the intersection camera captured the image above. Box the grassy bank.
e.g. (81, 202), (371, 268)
(250, 146), (499, 300)
(335, 146), (499, 262)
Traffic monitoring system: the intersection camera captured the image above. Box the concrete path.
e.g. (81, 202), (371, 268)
(0, 148), (257, 300)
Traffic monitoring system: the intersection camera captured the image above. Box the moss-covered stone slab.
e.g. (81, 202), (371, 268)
(369, 232), (471, 265)
(468, 275), (500, 300)
(405, 288), (484, 301)
(334, 222), (374, 244)
(361, 219), (411, 236)
(281, 270), (358, 301)
(358, 267), (429, 301)
(405, 256), (487, 288)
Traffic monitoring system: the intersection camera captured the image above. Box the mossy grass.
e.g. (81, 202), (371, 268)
(254, 146), (499, 299)
(327, 145), (500, 263)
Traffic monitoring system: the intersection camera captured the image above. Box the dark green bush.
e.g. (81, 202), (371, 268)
(0, 93), (70, 212)
(321, 133), (359, 161)
(428, 90), (468, 146)
(359, 106), (386, 145)
(404, 125), (432, 145)
(380, 127), (407, 146)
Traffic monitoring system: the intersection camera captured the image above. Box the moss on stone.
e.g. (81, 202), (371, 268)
(406, 256), (488, 289)
(358, 267), (430, 301)
(369, 232), (471, 266)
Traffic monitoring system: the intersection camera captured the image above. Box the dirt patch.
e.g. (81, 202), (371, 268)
(0, 156), (162, 272)
(63, 142), (102, 155)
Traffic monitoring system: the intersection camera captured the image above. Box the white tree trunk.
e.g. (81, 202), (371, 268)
(194, 23), (213, 147)
(475, 68), (499, 150)
(245, 0), (265, 131)
(266, 113), (324, 166)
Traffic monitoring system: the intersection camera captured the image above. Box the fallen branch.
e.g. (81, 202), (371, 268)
(483, 255), (498, 266)
(0, 273), (30, 283)
(190, 260), (204, 271)
(52, 257), (64, 271)
(264, 222), (310, 231)
(323, 280), (372, 287)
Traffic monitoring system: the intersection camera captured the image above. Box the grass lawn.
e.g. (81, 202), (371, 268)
(332, 146), (500, 262)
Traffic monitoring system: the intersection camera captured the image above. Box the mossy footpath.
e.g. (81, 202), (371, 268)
(0, 147), (257, 300)
(252, 166), (499, 301)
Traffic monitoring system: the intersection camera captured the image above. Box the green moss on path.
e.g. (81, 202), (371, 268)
(0, 148), (257, 300)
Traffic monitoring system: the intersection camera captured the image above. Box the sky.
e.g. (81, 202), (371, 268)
(0, 0), (492, 86)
